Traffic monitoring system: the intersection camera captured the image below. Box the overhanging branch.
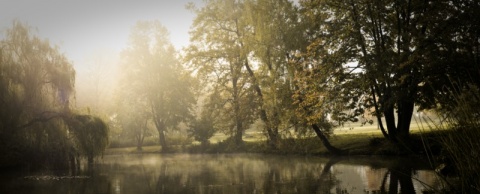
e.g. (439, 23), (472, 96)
(17, 111), (67, 129)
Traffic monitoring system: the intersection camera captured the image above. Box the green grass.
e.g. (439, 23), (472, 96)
(106, 118), (447, 155)
(104, 128), (448, 157)
(104, 117), (455, 157)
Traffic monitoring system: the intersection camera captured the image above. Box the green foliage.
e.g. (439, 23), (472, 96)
(67, 114), (109, 163)
(114, 89), (152, 150)
(186, 0), (310, 147)
(0, 21), (77, 170)
(0, 21), (113, 170)
(185, 0), (258, 145)
(296, 0), (480, 144)
(120, 20), (196, 150)
(242, 0), (306, 146)
(188, 115), (216, 145)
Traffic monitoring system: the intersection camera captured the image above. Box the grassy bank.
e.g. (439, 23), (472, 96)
(104, 129), (446, 157)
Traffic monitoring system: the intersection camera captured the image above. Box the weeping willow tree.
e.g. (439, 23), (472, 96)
(0, 21), (109, 171)
(67, 115), (109, 164)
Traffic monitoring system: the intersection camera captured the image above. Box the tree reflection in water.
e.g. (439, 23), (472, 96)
(0, 154), (442, 194)
(108, 154), (344, 194)
(378, 162), (417, 194)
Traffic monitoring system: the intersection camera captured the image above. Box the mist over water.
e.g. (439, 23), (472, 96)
(1, 154), (443, 194)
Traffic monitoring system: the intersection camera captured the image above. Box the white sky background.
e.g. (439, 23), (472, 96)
(0, 0), (205, 109)
(0, 0), (203, 70)
(0, 0), (299, 109)
(0, 0), (203, 109)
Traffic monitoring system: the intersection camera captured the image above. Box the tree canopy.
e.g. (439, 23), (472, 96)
(1, 0), (479, 164)
(297, 0), (480, 145)
(120, 20), (196, 151)
(0, 21), (109, 170)
(185, 0), (259, 145)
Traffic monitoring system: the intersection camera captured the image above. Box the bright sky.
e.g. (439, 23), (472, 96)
(0, 0), (203, 69)
(0, 0), (205, 108)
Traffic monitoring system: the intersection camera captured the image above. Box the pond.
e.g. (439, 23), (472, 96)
(0, 154), (445, 194)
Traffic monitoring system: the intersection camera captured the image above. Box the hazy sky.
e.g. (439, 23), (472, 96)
(0, 0), (203, 68)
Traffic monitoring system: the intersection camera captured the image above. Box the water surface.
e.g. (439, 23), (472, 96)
(0, 154), (444, 194)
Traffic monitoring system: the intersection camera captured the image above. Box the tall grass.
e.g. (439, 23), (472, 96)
(433, 83), (480, 193)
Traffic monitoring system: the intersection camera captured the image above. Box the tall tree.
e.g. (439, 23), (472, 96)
(115, 93), (151, 151)
(298, 0), (480, 146)
(0, 21), (109, 169)
(185, 0), (257, 145)
(291, 52), (358, 154)
(121, 21), (195, 151)
(242, 0), (307, 148)
(188, 0), (307, 148)
(0, 21), (77, 169)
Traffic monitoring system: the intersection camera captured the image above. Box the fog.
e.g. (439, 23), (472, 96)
(1, 154), (444, 194)
(0, 1), (201, 108)
(0, 0), (478, 193)
(0, 0), (207, 115)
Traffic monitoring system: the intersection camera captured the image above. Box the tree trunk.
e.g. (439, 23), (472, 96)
(158, 128), (168, 151)
(244, 60), (279, 148)
(311, 124), (343, 154)
(383, 104), (397, 141)
(137, 118), (147, 151)
(266, 125), (279, 149)
(135, 133), (144, 151)
(293, 93), (342, 154)
(373, 84), (415, 145)
(153, 119), (168, 151)
(136, 141), (143, 151)
(396, 99), (414, 142)
(69, 152), (77, 175)
(382, 99), (415, 145)
(87, 155), (94, 165)
(371, 85), (390, 139)
(234, 119), (243, 145)
(231, 68), (244, 146)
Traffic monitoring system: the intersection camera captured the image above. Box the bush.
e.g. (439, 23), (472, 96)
(188, 116), (216, 145)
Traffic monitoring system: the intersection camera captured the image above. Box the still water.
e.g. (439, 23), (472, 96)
(1, 154), (444, 194)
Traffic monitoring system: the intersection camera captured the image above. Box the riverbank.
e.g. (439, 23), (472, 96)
(104, 129), (445, 157)
(100, 130), (461, 193)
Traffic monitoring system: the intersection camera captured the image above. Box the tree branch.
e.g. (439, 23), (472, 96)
(17, 111), (66, 129)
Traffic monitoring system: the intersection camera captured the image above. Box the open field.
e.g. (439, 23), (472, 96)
(339, 122), (431, 134)
(208, 119), (441, 144)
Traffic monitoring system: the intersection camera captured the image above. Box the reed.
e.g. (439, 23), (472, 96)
(433, 83), (480, 193)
